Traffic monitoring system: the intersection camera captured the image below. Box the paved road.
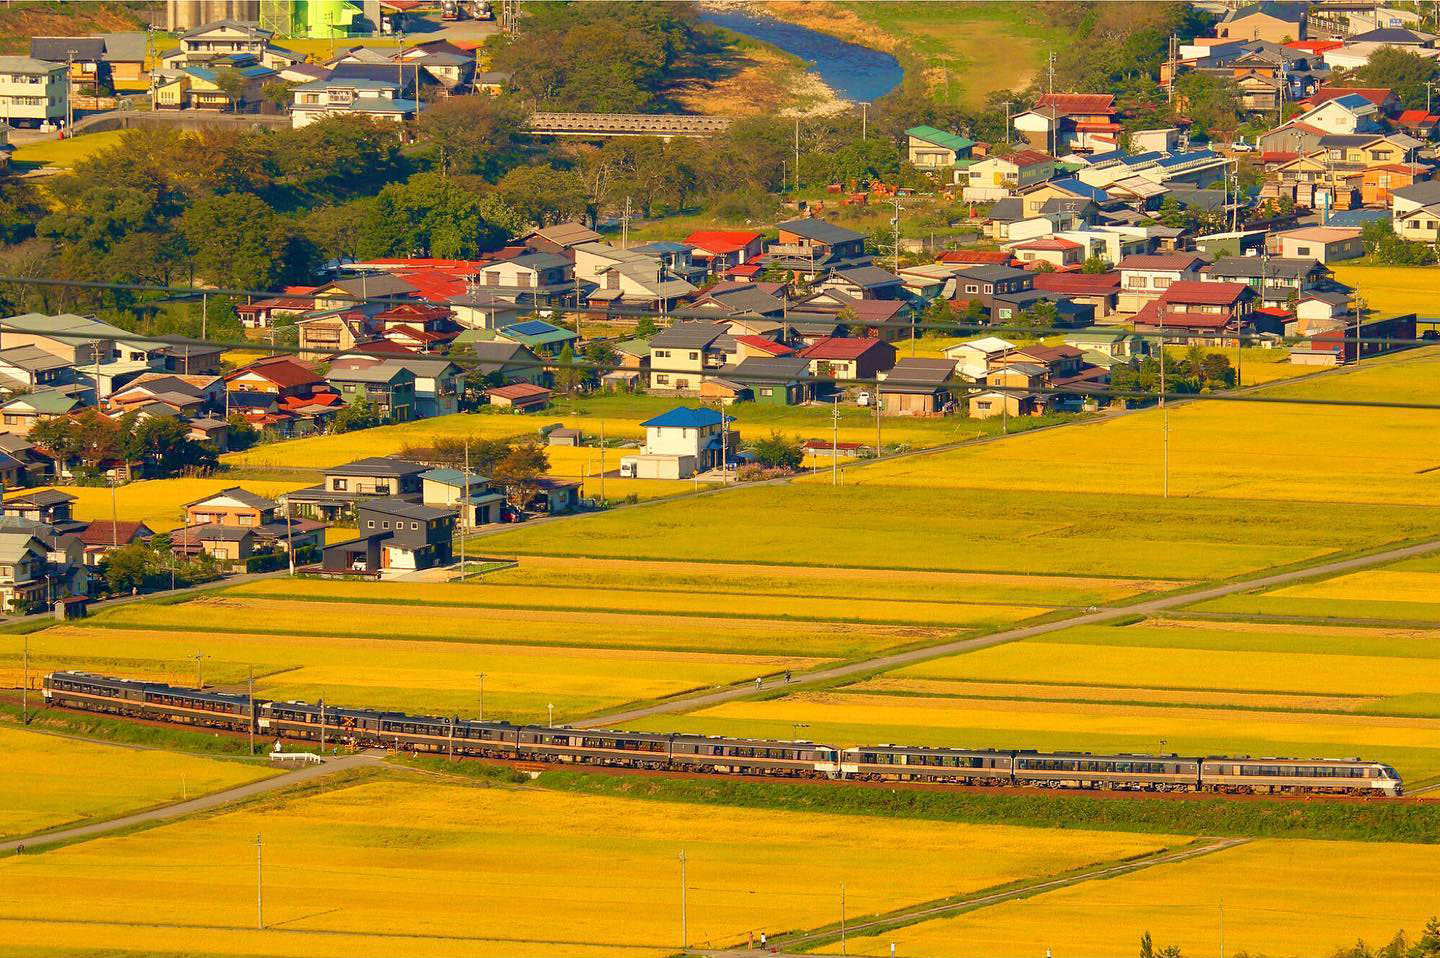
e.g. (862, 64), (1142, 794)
(687, 836), (1251, 957)
(0, 750), (382, 855)
(583, 536), (1440, 728)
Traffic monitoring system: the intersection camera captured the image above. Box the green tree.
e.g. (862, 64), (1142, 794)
(633, 316), (659, 338)
(99, 542), (161, 594)
(493, 165), (591, 228)
(417, 95), (524, 177)
(212, 68), (251, 113)
(129, 416), (217, 476)
(1140, 932), (1154, 958)
(332, 395), (382, 433)
(748, 430), (803, 470)
(363, 172), (505, 259)
(1356, 47), (1440, 110)
(552, 343), (584, 394)
(491, 440), (550, 511)
(179, 192), (282, 289)
(1081, 255), (1111, 273)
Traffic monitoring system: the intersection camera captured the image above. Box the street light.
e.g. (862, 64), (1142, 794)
(193, 652), (208, 689)
(478, 672), (486, 723)
(548, 702), (554, 727)
(792, 722), (810, 741)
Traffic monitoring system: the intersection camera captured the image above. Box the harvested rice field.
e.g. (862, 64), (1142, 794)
(0, 777), (1182, 956)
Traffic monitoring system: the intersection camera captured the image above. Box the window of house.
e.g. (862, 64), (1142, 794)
(689, 351), (699, 360)
(1127, 276), (1147, 288)
(965, 284), (979, 294)
(760, 387), (773, 396)
(333, 479), (347, 490)
(1377, 173), (1391, 187)
(366, 520), (375, 528)
(655, 374), (669, 385)
(411, 522), (419, 530)
(1154, 277), (1171, 289)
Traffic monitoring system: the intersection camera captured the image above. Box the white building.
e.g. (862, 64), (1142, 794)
(290, 77), (419, 128)
(943, 336), (1017, 381)
(0, 56), (68, 128)
(620, 406), (735, 480)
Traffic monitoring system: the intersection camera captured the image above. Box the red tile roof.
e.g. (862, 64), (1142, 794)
(685, 230), (764, 254)
(1303, 86), (1393, 108)
(936, 250), (1015, 265)
(1006, 149), (1054, 167)
(1368, 162), (1431, 176)
(229, 356), (323, 390)
(798, 337), (889, 360)
(1118, 254), (1206, 272)
(351, 339), (419, 355)
(1286, 40), (1343, 54)
(1032, 271), (1121, 294)
(1014, 237), (1082, 251)
(1160, 280), (1251, 306)
(1397, 109), (1438, 124)
(733, 335), (794, 356)
(726, 263), (765, 277)
(76, 520), (152, 546)
(1035, 93), (1115, 115)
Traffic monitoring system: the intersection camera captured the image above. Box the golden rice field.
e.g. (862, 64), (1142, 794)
(7, 479), (312, 534)
(480, 482), (1424, 581)
(484, 554), (1185, 607)
(821, 347), (1440, 506)
(1193, 568), (1440, 624)
(0, 726), (272, 840)
(226, 576), (1048, 630)
(1332, 263), (1440, 317)
(6, 620), (830, 724)
(827, 838), (1440, 958)
(0, 777), (1181, 956)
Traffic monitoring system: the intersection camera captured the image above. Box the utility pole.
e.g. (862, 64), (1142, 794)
(599, 418), (606, 506)
(285, 504), (295, 577)
(861, 101), (867, 140)
(1159, 307), (1169, 499)
(65, 50), (73, 132)
(109, 476), (118, 548)
(831, 398), (839, 486)
(890, 193), (902, 274)
(256, 833), (264, 930)
(679, 849), (688, 950)
(319, 698), (326, 754)
(841, 882), (848, 956)
(460, 439), (469, 574)
(719, 406), (728, 484)
(478, 672), (485, 722)
(873, 377), (882, 459)
(1047, 50), (1056, 158)
(21, 632), (28, 726)
(794, 118), (801, 194)
(1004, 100), (1012, 146)
(248, 666), (255, 756)
(194, 652), (206, 689)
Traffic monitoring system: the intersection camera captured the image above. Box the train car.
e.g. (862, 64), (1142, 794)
(513, 726), (676, 768)
(1200, 757), (1402, 796)
(44, 671), (252, 731)
(840, 746), (1014, 784)
(670, 734), (840, 777)
(1012, 751), (1201, 791)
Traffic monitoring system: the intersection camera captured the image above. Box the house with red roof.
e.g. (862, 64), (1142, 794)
(1397, 109), (1440, 140)
(685, 230), (765, 274)
(234, 294), (315, 330)
(75, 520), (155, 566)
(935, 250), (1018, 268)
(1132, 281), (1257, 344)
(1032, 271), (1122, 318)
(797, 337), (897, 382)
(226, 355), (327, 400)
(730, 335), (795, 361)
(1299, 86), (1398, 115)
(1014, 93), (1120, 155)
(1117, 254), (1209, 313)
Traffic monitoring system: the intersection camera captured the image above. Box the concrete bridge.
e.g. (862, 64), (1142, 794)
(525, 111), (732, 140)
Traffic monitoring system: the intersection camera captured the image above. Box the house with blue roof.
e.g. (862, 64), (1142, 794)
(153, 60), (276, 111)
(494, 319), (580, 358)
(622, 406), (738, 479)
(1019, 177), (1111, 218)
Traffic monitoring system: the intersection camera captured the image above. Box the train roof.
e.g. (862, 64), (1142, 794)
(50, 670), (248, 707)
(846, 745), (1014, 756)
(1014, 751), (1191, 761)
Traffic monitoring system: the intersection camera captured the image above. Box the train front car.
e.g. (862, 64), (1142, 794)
(840, 745), (1014, 784)
(1200, 757), (1403, 796)
(670, 734), (839, 777)
(44, 671), (253, 732)
(1012, 751), (1201, 791)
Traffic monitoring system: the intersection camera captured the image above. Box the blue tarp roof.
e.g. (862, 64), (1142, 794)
(641, 407), (732, 429)
(1049, 177), (1109, 202)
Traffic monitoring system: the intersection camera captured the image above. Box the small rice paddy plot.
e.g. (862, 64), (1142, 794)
(483, 555), (1186, 608)
(0, 777), (1183, 955)
(0, 726), (273, 840)
(478, 483), (1400, 581)
(637, 690), (1440, 781)
(835, 347), (1440, 506)
(1331, 263), (1440, 317)
(7, 479), (313, 533)
(1192, 567), (1440, 624)
(9, 618), (832, 724)
(825, 838), (1440, 958)
(9, 130), (128, 170)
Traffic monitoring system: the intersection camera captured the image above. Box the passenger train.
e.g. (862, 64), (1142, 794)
(42, 671), (1404, 797)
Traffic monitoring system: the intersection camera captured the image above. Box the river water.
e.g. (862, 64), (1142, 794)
(700, 8), (903, 103)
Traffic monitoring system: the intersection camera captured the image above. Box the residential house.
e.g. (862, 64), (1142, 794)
(284, 456), (427, 521)
(325, 359), (417, 420)
(0, 531), (61, 611)
(689, 284), (787, 321)
(1274, 226), (1364, 262)
(0, 345), (75, 393)
(1362, 162), (1432, 206)
(905, 125), (975, 170)
(952, 265), (1036, 312)
(0, 389), (81, 436)
(621, 406), (737, 479)
(1063, 328), (1146, 360)
(1200, 256), (1334, 309)
(74, 520), (153, 566)
(333, 353), (460, 419)
(968, 389), (1038, 420)
(1032, 271), (1122, 320)
(944, 336), (1018, 380)
(395, 39), (477, 92)
(351, 499), (456, 571)
(1390, 180), (1440, 240)
(420, 468), (506, 527)
(491, 319), (578, 359)
(877, 358), (957, 416)
(0, 56), (69, 128)
(820, 266), (906, 301)
(183, 485), (323, 555)
(1217, 2), (1308, 42)
(1018, 178), (1109, 218)
(486, 382), (551, 411)
(1290, 313), (1416, 365)
(168, 19), (273, 63)
(1116, 254), (1208, 313)
(449, 338), (545, 388)
(2, 489), (78, 529)
(708, 356), (814, 406)
(573, 242), (696, 311)
(290, 75), (418, 127)
(226, 355), (325, 398)
(30, 36), (110, 94)
(631, 241), (708, 286)
(1132, 281), (1258, 344)
(762, 219), (871, 277)
(647, 321), (731, 395)
(233, 293), (315, 329)
(1013, 93), (1120, 155)
(797, 338), (897, 384)
(474, 252), (577, 305)
(520, 222), (603, 256)
(1009, 236), (1085, 269)
(602, 337), (652, 391)
(685, 230), (765, 274)
(962, 150), (1055, 201)
(108, 373), (225, 417)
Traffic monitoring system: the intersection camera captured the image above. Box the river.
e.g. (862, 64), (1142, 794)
(700, 8), (903, 103)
